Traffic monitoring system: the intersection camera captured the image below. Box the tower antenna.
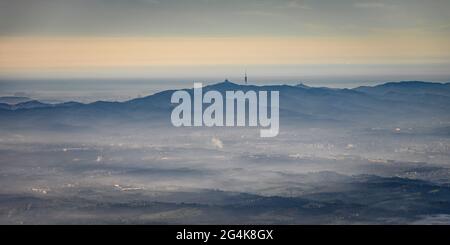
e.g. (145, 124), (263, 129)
(244, 70), (248, 84)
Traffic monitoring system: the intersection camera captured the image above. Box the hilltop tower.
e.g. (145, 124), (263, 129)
(245, 71), (248, 84)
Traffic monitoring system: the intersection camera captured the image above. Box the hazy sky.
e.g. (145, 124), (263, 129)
(0, 0), (450, 80)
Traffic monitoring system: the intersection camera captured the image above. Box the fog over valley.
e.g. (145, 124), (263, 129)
(1, 80), (450, 224)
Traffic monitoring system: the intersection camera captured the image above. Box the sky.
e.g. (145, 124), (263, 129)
(0, 0), (450, 80)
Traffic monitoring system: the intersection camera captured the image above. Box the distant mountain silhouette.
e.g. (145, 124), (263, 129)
(0, 96), (32, 105)
(0, 81), (449, 130)
(355, 81), (450, 96)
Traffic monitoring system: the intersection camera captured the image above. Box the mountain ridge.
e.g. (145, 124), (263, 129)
(0, 80), (449, 130)
(1, 80), (448, 111)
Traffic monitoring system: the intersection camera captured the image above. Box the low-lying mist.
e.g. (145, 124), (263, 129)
(1, 81), (450, 224)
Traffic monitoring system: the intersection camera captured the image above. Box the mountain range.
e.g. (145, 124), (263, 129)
(1, 81), (449, 130)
